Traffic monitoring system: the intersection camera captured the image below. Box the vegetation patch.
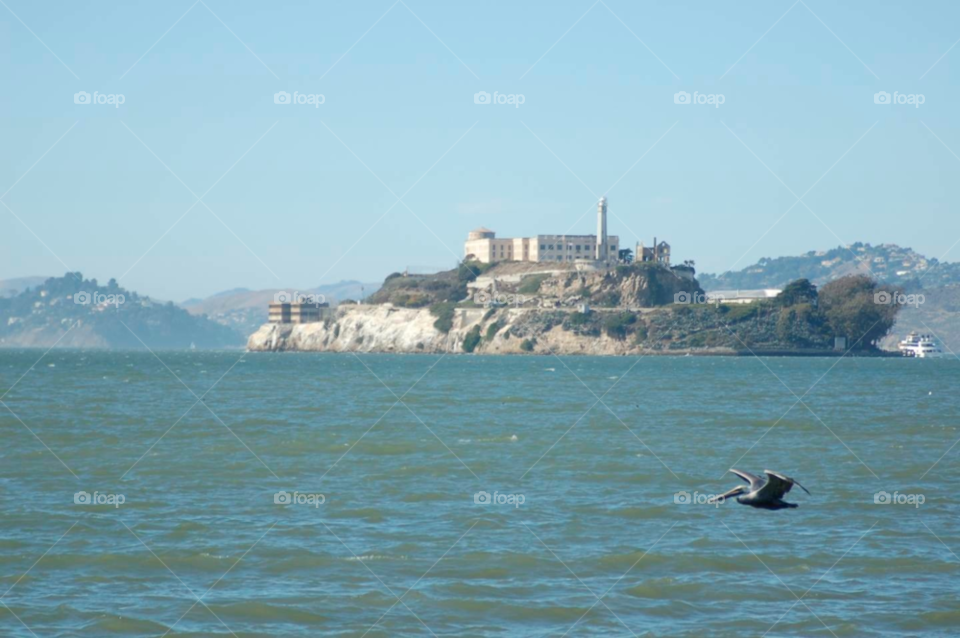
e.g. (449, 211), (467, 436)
(429, 302), (457, 333)
(518, 274), (550, 294)
(520, 338), (536, 352)
(603, 311), (638, 340)
(562, 311), (601, 336)
(462, 325), (482, 353)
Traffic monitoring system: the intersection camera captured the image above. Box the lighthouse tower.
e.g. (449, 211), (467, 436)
(595, 196), (608, 262)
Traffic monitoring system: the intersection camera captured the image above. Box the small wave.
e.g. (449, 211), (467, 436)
(345, 554), (406, 562)
(85, 614), (169, 635)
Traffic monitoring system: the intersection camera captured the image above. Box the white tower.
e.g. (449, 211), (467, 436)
(596, 196), (608, 261)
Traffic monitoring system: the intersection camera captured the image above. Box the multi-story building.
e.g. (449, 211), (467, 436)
(268, 302), (331, 324)
(463, 198), (620, 265)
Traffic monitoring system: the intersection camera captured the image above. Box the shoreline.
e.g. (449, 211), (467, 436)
(246, 306), (906, 358)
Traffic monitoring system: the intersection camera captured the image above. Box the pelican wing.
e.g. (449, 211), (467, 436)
(759, 470), (810, 500)
(728, 469), (764, 489)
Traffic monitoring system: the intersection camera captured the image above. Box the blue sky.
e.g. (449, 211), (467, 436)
(2, 0), (959, 301)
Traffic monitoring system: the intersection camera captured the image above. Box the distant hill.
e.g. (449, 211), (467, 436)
(0, 276), (49, 298)
(699, 243), (957, 291)
(182, 280), (380, 337)
(0, 274), (243, 349)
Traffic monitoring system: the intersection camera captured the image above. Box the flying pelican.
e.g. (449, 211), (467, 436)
(718, 469), (810, 510)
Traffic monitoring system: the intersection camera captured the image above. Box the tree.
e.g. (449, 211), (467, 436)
(818, 275), (900, 349)
(777, 279), (818, 306)
(618, 248), (633, 263)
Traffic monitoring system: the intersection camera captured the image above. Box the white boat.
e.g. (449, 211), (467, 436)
(898, 332), (943, 358)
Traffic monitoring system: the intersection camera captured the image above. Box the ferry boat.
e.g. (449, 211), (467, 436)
(898, 332), (943, 358)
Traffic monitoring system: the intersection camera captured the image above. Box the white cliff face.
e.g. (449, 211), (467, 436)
(248, 305), (475, 353)
(246, 304), (647, 355)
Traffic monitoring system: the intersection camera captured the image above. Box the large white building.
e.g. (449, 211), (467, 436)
(464, 197), (620, 265)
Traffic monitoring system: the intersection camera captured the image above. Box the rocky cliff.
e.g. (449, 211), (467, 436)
(246, 305), (661, 355)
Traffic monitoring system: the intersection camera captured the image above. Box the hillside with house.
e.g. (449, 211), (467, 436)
(0, 274), (242, 349)
(698, 243), (953, 291)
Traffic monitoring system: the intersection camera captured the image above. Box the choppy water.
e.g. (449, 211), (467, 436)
(1, 350), (958, 637)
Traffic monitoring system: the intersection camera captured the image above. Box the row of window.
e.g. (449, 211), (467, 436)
(538, 244), (618, 252)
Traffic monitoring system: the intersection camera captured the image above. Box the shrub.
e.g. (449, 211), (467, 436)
(520, 338), (535, 352)
(485, 320), (502, 340)
(633, 321), (648, 344)
(462, 326), (482, 353)
(563, 311), (601, 336)
(518, 274), (549, 294)
(723, 303), (760, 323)
(393, 293), (431, 308)
(603, 312), (637, 340)
(566, 311), (591, 327)
(430, 302), (457, 333)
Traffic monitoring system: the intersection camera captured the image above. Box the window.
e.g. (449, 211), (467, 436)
(557, 256), (563, 261)
(576, 245), (581, 251)
(540, 244), (546, 250)
(548, 244), (554, 250)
